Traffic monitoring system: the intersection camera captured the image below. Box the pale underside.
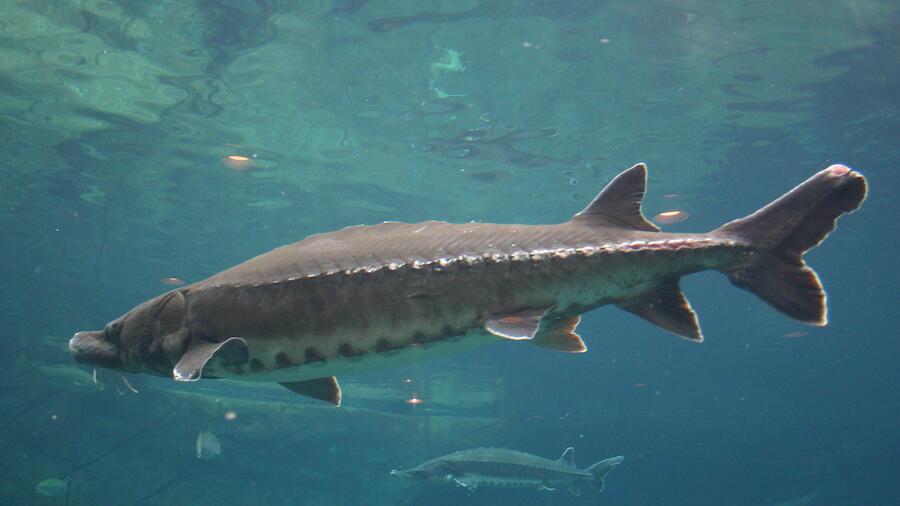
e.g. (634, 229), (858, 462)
(209, 328), (502, 382)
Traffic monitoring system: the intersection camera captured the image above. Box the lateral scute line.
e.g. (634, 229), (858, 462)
(210, 238), (740, 290)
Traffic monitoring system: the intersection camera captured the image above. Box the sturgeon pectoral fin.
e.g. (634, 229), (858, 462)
(484, 307), (551, 340)
(280, 377), (342, 406)
(534, 317), (587, 353)
(453, 477), (476, 490)
(618, 277), (702, 341)
(173, 336), (248, 382)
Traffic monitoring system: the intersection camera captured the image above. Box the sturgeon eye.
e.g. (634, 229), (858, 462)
(105, 321), (122, 343)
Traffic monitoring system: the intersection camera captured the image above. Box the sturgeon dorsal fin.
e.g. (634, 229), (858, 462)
(280, 377), (342, 406)
(618, 277), (703, 341)
(558, 447), (576, 467)
(571, 163), (660, 232)
(173, 336), (248, 381)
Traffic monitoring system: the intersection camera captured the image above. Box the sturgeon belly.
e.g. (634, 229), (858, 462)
(213, 328), (503, 383)
(456, 464), (585, 489)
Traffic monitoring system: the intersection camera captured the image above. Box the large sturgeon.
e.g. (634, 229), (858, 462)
(391, 447), (624, 495)
(69, 163), (867, 405)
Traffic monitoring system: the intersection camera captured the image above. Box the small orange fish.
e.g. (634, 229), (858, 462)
(652, 210), (689, 224)
(222, 155), (254, 170)
(783, 331), (808, 338)
(160, 277), (186, 286)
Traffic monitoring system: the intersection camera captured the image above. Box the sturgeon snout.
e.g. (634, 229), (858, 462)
(69, 331), (119, 369)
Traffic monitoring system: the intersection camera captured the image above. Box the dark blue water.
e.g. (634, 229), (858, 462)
(1, 1), (897, 505)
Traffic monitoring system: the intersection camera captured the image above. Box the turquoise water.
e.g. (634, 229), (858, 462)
(2, 1), (897, 504)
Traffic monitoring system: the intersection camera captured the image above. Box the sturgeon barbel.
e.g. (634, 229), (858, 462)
(69, 163), (867, 405)
(391, 447), (624, 495)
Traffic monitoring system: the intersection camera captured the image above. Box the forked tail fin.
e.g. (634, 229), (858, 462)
(586, 455), (624, 492)
(713, 165), (867, 325)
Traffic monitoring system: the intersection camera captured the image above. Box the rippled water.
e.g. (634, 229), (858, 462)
(1, 1), (897, 505)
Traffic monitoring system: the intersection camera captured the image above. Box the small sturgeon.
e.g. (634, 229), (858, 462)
(69, 164), (867, 405)
(391, 447), (624, 495)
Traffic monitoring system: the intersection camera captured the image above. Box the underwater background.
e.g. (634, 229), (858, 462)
(1, 1), (897, 505)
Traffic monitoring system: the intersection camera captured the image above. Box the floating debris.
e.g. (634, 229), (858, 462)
(428, 48), (466, 99)
(36, 478), (67, 497)
(196, 432), (221, 459)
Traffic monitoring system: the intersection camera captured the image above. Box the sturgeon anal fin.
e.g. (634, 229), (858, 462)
(280, 377), (342, 406)
(557, 447), (576, 467)
(618, 278), (703, 341)
(485, 307), (551, 340)
(534, 317), (587, 353)
(173, 336), (248, 382)
(571, 163), (660, 232)
(566, 484), (582, 496)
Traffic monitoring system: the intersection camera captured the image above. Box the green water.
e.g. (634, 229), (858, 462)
(1, 1), (897, 505)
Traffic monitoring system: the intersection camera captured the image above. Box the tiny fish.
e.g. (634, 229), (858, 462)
(36, 478), (67, 497)
(392, 447), (623, 495)
(196, 431), (221, 459)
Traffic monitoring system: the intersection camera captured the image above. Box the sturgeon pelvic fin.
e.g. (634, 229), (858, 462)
(570, 162), (660, 232)
(173, 336), (248, 381)
(280, 377), (342, 406)
(485, 308), (587, 353)
(485, 307), (549, 340)
(714, 165), (867, 326)
(618, 277), (702, 341)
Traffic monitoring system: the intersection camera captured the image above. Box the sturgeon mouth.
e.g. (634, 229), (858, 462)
(69, 331), (119, 369)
